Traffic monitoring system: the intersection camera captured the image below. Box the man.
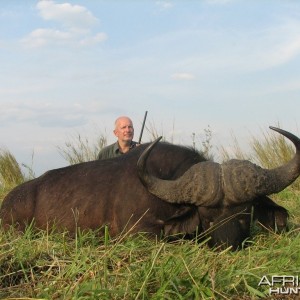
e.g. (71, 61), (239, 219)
(98, 116), (139, 160)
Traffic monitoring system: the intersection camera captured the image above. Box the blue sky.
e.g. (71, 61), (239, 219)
(0, 0), (300, 175)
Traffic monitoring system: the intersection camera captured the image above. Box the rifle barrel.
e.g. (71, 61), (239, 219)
(138, 111), (148, 144)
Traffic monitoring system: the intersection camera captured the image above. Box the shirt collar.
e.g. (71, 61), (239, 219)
(114, 141), (137, 154)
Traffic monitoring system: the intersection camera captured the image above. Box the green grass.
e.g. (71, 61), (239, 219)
(1, 202), (300, 299)
(0, 148), (25, 192)
(1, 126), (300, 299)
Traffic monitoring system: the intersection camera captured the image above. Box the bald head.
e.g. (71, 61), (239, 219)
(114, 116), (133, 130)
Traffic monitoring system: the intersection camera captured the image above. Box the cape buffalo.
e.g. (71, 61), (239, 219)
(0, 127), (298, 250)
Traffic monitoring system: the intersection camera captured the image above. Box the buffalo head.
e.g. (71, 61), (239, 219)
(137, 127), (300, 208)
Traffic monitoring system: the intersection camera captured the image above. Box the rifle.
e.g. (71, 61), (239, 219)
(138, 111), (148, 144)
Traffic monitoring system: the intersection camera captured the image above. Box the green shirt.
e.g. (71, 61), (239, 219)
(97, 141), (138, 160)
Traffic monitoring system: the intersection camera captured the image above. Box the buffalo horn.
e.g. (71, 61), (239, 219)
(137, 127), (300, 207)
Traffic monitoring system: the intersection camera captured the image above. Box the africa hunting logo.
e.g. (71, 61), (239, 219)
(258, 275), (300, 296)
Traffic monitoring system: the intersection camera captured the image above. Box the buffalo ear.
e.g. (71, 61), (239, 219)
(253, 196), (289, 232)
(163, 206), (200, 237)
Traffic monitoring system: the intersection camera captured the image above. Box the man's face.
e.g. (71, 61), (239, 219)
(114, 117), (134, 143)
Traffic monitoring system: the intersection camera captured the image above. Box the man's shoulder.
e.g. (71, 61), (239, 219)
(97, 142), (118, 160)
(102, 142), (118, 152)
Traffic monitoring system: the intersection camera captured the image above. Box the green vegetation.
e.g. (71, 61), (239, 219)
(0, 149), (30, 205)
(0, 127), (300, 299)
(0, 149), (25, 190)
(57, 131), (107, 165)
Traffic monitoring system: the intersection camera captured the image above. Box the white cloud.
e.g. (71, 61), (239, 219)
(79, 32), (107, 46)
(206, 0), (234, 4)
(0, 101), (99, 128)
(166, 18), (300, 74)
(37, 0), (98, 30)
(22, 0), (106, 48)
(22, 28), (72, 47)
(171, 72), (195, 80)
(264, 36), (300, 68)
(241, 22), (300, 71)
(155, 1), (174, 10)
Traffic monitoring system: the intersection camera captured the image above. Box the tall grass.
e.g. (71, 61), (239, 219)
(220, 126), (300, 190)
(1, 126), (300, 299)
(57, 132), (107, 165)
(251, 127), (295, 168)
(0, 149), (25, 192)
(219, 130), (251, 161)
